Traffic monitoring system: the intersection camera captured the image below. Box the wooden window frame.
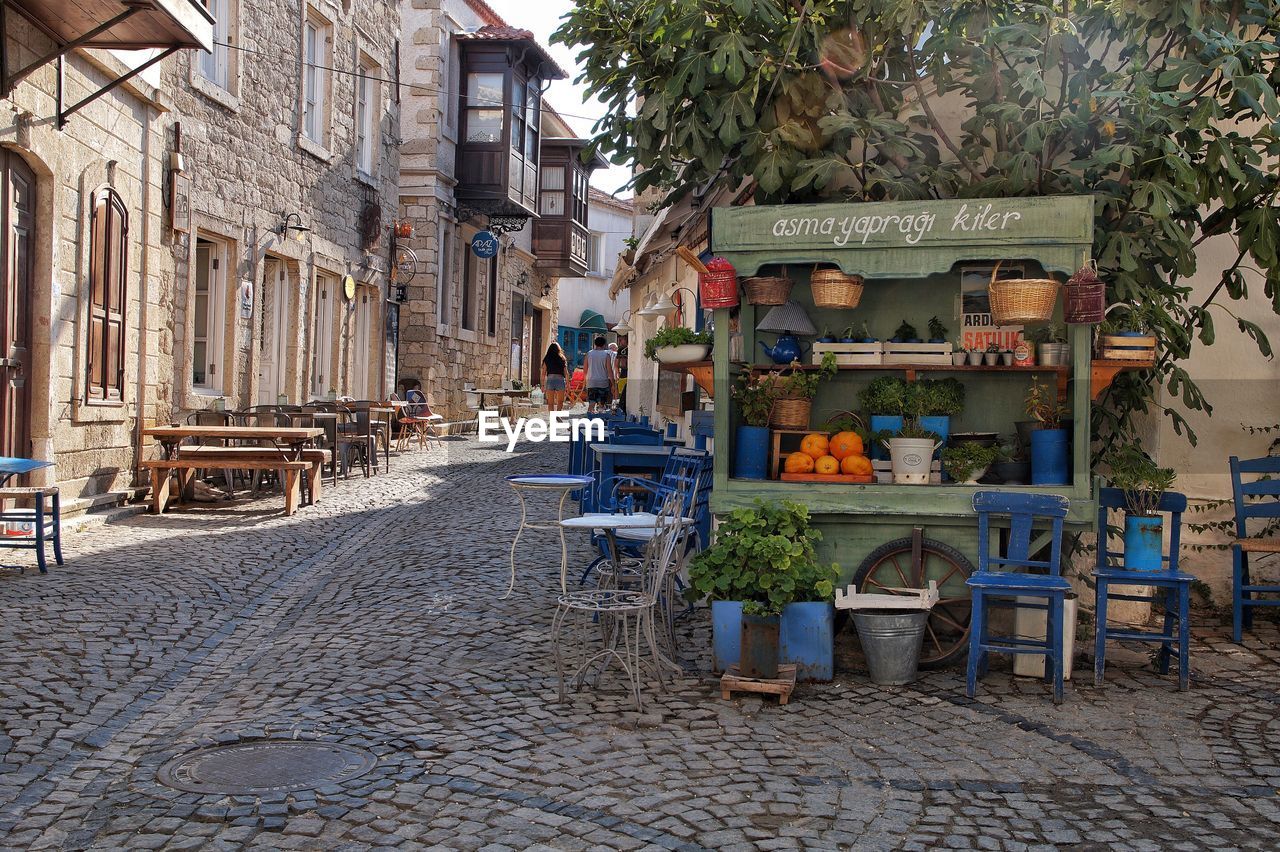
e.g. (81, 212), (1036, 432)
(86, 188), (128, 404)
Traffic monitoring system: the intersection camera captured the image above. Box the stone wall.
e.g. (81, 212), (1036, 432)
(0, 19), (171, 507)
(161, 0), (402, 417)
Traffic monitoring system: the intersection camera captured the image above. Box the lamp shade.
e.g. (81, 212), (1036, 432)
(756, 300), (816, 336)
(636, 293), (665, 317)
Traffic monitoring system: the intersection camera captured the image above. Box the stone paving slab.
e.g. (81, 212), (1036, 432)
(0, 437), (1276, 850)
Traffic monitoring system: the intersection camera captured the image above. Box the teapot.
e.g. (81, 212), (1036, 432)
(759, 335), (808, 364)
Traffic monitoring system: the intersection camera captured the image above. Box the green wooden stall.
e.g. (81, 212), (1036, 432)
(707, 196), (1097, 667)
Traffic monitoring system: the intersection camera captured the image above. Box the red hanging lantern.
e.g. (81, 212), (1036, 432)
(1064, 262), (1105, 324)
(700, 256), (739, 309)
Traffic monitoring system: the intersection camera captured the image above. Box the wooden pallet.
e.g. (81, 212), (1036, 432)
(720, 664), (797, 705)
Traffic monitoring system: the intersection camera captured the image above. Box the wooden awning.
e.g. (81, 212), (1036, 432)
(9, 0), (213, 51)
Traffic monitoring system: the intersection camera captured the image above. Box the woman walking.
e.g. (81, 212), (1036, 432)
(541, 341), (569, 412)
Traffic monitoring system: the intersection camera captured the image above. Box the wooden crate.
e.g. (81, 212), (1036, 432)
(882, 342), (954, 365)
(770, 430), (814, 480)
(720, 664), (797, 705)
(812, 341), (882, 366)
(872, 459), (941, 484)
(1098, 335), (1157, 362)
(780, 472), (874, 483)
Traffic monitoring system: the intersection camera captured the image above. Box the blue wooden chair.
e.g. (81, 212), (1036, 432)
(1093, 488), (1192, 690)
(1229, 455), (1280, 642)
(967, 491), (1072, 703)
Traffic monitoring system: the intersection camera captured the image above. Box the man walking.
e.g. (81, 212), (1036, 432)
(583, 335), (617, 414)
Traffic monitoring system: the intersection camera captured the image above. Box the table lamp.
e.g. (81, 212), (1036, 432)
(756, 300), (816, 364)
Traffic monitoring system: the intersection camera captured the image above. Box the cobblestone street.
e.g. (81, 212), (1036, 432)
(0, 438), (1277, 850)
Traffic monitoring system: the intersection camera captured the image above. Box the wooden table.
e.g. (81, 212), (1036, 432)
(141, 426), (325, 516)
(472, 388), (532, 409)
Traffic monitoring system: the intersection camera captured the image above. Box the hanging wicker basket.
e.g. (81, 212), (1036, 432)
(769, 395), (812, 430)
(987, 261), (1059, 325)
(810, 267), (865, 309)
(1063, 261), (1105, 324)
(743, 275), (793, 306)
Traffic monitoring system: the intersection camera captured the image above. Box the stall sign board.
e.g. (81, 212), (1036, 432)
(471, 231), (499, 259)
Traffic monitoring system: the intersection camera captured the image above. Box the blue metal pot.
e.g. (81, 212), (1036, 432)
(734, 425), (770, 479)
(759, 334), (808, 364)
(869, 415), (904, 460)
(1030, 428), (1070, 485)
(1123, 514), (1164, 571)
(712, 601), (835, 681)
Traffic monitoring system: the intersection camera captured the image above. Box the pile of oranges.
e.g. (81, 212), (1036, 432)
(784, 430), (872, 476)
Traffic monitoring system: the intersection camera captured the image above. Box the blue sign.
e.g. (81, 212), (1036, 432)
(471, 230), (499, 259)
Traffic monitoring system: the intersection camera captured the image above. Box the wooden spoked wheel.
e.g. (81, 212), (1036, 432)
(852, 536), (976, 669)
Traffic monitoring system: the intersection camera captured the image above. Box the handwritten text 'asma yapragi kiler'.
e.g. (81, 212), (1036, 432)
(769, 202), (1025, 247)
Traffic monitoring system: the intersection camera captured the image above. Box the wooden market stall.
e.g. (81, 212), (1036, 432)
(707, 195), (1103, 667)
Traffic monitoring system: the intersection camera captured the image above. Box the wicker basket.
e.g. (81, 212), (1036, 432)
(743, 275), (793, 306)
(769, 396), (812, 430)
(988, 262), (1059, 325)
(810, 267), (865, 309)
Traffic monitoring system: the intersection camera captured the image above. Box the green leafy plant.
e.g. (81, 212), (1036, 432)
(859, 321), (872, 340)
(1026, 323), (1068, 346)
(557, 2), (1280, 454)
(644, 326), (713, 361)
(928, 316), (948, 340)
(893, 320), (918, 341)
(942, 443), (999, 483)
(912, 378), (965, 417)
(1026, 377), (1069, 430)
(687, 499), (840, 616)
(893, 421), (940, 441)
(859, 375), (909, 416)
(732, 368), (780, 428)
(1105, 444), (1176, 517)
(761, 352), (838, 400)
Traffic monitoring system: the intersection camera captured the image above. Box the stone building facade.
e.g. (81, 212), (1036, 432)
(163, 0), (402, 418)
(0, 17), (178, 509)
(396, 0), (583, 420)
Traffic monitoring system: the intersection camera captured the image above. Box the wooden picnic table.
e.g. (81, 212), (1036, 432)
(472, 388), (531, 408)
(141, 425), (326, 516)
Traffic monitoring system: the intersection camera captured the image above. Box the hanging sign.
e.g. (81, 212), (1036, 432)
(471, 230), (499, 259)
(343, 274), (357, 301)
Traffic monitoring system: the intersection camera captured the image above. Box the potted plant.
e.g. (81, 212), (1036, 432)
(884, 421), (942, 484)
(1105, 444), (1176, 570)
(689, 499), (841, 681)
(644, 326), (713, 363)
(1025, 377), (1070, 485)
(817, 327), (836, 343)
(913, 378), (963, 448)
(858, 321), (876, 343)
(840, 325), (857, 343)
(941, 443), (999, 484)
(927, 316), (948, 343)
(1000, 349), (1014, 366)
(1027, 323), (1069, 366)
(952, 337), (968, 366)
(759, 353), (837, 430)
(731, 368), (778, 480)
(892, 320), (920, 343)
(983, 342), (1000, 366)
(859, 375), (907, 458)
(966, 346), (984, 366)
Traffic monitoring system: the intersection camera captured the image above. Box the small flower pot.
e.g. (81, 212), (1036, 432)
(982, 352), (999, 366)
(1030, 428), (1070, 485)
(966, 351), (984, 366)
(1123, 514), (1164, 571)
(885, 437), (942, 485)
(1000, 352), (1014, 366)
(952, 351), (968, 366)
(734, 425), (770, 480)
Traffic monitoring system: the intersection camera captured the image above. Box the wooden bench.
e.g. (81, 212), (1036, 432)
(141, 447), (326, 516)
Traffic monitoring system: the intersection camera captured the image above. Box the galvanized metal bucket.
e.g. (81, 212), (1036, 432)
(852, 610), (930, 685)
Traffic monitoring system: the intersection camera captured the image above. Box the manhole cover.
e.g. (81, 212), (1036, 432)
(156, 740), (377, 795)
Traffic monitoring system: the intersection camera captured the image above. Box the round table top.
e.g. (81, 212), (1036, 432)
(562, 512), (693, 530)
(506, 474), (595, 489)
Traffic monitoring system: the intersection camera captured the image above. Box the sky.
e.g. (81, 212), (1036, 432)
(482, 0), (633, 198)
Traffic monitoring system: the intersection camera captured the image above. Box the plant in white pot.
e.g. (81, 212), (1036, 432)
(644, 326), (713, 364)
(941, 443), (999, 485)
(884, 420), (942, 485)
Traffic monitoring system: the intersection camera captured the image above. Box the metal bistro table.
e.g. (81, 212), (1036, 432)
(0, 457), (53, 487)
(473, 387), (532, 410)
(587, 443), (675, 512)
(505, 474), (595, 598)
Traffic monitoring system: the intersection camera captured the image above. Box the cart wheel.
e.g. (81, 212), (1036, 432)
(848, 536), (976, 669)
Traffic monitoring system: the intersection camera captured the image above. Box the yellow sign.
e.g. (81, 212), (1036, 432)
(343, 274), (357, 301)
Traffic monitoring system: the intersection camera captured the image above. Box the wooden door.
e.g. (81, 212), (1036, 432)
(529, 306), (543, 386)
(0, 152), (34, 458)
(257, 259), (289, 404)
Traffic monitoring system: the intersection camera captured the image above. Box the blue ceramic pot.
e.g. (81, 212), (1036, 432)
(1123, 514), (1164, 570)
(734, 424), (770, 479)
(1030, 428), (1070, 485)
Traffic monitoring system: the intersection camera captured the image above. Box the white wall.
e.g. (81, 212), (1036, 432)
(556, 196), (633, 327)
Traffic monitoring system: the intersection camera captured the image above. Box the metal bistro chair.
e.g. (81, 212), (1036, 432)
(1093, 488), (1192, 690)
(552, 488), (689, 711)
(966, 491), (1072, 704)
(398, 389), (444, 451)
(1228, 455), (1280, 642)
(0, 485), (63, 574)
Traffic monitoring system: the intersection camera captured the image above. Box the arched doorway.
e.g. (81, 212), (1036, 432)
(0, 151), (34, 458)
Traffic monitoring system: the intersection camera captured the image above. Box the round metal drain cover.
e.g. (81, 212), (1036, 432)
(157, 740), (377, 795)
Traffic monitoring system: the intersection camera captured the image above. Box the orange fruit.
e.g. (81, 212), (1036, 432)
(841, 454), (873, 476)
(814, 455), (840, 475)
(784, 452), (815, 474)
(829, 431), (864, 460)
(800, 433), (830, 459)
